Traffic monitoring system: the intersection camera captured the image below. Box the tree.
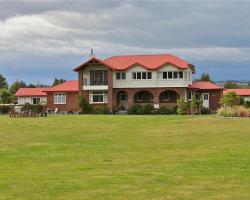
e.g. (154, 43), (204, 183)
(190, 95), (198, 115)
(177, 97), (187, 115)
(9, 80), (26, 94)
(220, 91), (238, 107)
(224, 81), (238, 89)
(197, 73), (212, 82)
(0, 89), (13, 104)
(0, 74), (8, 89)
(53, 78), (66, 86)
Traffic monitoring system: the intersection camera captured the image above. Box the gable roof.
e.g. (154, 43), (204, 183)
(189, 81), (223, 90)
(43, 80), (78, 92)
(74, 54), (195, 72)
(223, 89), (250, 96)
(15, 88), (47, 97)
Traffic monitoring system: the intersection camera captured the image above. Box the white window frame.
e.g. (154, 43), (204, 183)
(89, 91), (108, 104)
(203, 93), (209, 101)
(187, 91), (192, 101)
(132, 71), (152, 80)
(32, 97), (40, 105)
(116, 72), (126, 80)
(54, 92), (66, 104)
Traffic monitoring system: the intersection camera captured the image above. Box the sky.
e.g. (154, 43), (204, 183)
(0, 1), (250, 85)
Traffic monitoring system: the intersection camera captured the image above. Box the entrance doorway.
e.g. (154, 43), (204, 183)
(117, 91), (128, 110)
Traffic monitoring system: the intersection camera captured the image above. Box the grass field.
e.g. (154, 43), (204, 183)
(0, 115), (250, 200)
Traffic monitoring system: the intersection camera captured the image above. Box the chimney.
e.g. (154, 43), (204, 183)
(89, 48), (95, 58)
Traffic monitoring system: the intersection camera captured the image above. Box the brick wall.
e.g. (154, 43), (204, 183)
(46, 91), (79, 112)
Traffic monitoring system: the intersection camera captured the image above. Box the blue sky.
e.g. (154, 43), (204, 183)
(0, 1), (250, 84)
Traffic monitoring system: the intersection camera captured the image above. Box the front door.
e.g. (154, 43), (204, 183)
(118, 92), (128, 110)
(202, 93), (209, 108)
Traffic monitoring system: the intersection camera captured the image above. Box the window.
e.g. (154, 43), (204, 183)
(32, 98), (40, 105)
(163, 92), (170, 101)
(132, 72), (152, 80)
(203, 93), (209, 100)
(89, 91), (108, 104)
(168, 72), (173, 79)
(116, 72), (126, 80)
(173, 71), (178, 79)
(90, 70), (107, 85)
(133, 72), (136, 80)
(195, 93), (200, 101)
(137, 92), (143, 101)
(179, 71), (183, 79)
(116, 72), (120, 80)
(163, 72), (168, 79)
(147, 72), (152, 79)
(54, 93), (66, 104)
(187, 91), (192, 101)
(137, 72), (141, 79)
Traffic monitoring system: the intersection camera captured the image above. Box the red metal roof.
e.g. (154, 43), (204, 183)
(43, 80), (78, 92)
(189, 81), (223, 90)
(15, 88), (46, 97)
(74, 54), (195, 72)
(223, 89), (250, 96)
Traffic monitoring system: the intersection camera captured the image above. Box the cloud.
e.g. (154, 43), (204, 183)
(1, 1), (250, 83)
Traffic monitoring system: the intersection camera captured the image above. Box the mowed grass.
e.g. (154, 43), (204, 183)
(0, 115), (250, 200)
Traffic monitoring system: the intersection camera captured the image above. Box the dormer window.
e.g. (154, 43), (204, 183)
(116, 72), (126, 80)
(132, 72), (152, 80)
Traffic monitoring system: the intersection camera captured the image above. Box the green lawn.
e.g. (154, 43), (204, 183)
(0, 115), (250, 200)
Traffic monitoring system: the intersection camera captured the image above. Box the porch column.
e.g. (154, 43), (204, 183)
(127, 89), (134, 109)
(107, 69), (113, 112)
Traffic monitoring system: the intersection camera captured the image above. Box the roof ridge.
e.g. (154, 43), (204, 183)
(105, 53), (172, 60)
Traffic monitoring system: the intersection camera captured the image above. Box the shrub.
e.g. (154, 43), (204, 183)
(0, 105), (11, 114)
(128, 104), (144, 114)
(78, 96), (92, 114)
(244, 101), (250, 108)
(92, 105), (109, 114)
(201, 107), (210, 115)
(157, 106), (171, 114)
(143, 104), (154, 114)
(21, 104), (44, 113)
(217, 106), (250, 117)
(157, 106), (177, 114)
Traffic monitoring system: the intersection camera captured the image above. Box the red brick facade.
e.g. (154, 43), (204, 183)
(46, 91), (79, 112)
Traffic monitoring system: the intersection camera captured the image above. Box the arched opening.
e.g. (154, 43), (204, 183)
(134, 91), (154, 103)
(117, 91), (128, 110)
(159, 90), (179, 103)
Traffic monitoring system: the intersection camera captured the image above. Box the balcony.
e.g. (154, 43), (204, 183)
(83, 78), (108, 90)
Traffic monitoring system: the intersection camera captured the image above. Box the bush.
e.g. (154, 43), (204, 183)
(157, 106), (177, 114)
(201, 107), (210, 115)
(21, 104), (44, 113)
(217, 106), (250, 117)
(78, 96), (92, 114)
(244, 101), (250, 108)
(92, 105), (109, 114)
(143, 104), (154, 114)
(0, 105), (11, 114)
(128, 104), (144, 114)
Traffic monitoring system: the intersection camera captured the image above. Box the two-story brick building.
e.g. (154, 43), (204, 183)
(73, 54), (223, 113)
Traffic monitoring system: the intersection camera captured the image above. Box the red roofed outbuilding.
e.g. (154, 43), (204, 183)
(15, 88), (47, 105)
(223, 89), (250, 102)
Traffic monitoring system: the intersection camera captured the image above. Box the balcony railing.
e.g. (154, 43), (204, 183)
(83, 78), (108, 86)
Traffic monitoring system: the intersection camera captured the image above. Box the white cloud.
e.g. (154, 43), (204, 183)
(0, 2), (250, 61)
